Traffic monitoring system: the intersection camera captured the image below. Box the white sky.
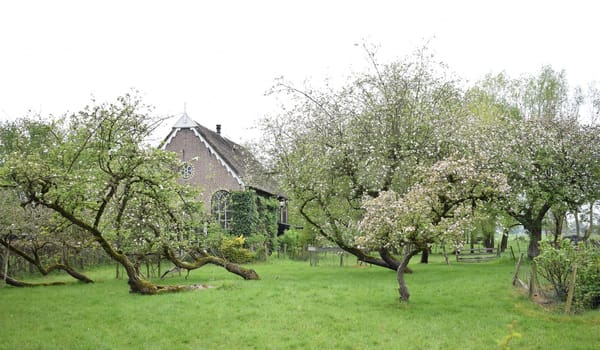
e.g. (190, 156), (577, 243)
(1, 0), (598, 143)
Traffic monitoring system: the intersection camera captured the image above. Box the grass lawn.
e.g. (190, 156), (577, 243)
(1, 254), (598, 349)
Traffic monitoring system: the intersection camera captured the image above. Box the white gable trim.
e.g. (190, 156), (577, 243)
(162, 128), (180, 148)
(163, 127), (245, 188)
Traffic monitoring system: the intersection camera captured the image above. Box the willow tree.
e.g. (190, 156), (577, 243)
(358, 159), (509, 301)
(0, 95), (258, 294)
(261, 46), (469, 269)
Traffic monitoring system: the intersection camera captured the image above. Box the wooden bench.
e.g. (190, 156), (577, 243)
(455, 247), (499, 262)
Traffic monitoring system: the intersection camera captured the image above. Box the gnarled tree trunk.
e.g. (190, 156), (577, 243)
(164, 247), (260, 280)
(397, 247), (420, 302)
(0, 271), (66, 287)
(0, 239), (94, 284)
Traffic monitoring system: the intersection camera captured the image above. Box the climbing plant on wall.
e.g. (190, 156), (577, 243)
(229, 191), (259, 236)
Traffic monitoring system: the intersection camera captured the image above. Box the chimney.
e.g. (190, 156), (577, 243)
(216, 124), (221, 135)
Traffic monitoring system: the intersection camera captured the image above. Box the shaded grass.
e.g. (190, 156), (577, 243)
(1, 255), (598, 349)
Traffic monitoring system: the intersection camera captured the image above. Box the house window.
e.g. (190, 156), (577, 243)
(211, 190), (233, 230)
(180, 162), (194, 179)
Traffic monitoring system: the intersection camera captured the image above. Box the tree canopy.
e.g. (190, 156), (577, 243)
(261, 47), (600, 300)
(0, 95), (258, 294)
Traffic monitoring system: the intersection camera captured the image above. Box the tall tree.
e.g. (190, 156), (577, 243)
(261, 46), (468, 269)
(470, 68), (600, 258)
(0, 95), (258, 294)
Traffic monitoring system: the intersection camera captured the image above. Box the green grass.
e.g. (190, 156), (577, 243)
(1, 255), (599, 349)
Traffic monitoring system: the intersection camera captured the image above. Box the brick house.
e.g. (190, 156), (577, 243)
(161, 113), (288, 233)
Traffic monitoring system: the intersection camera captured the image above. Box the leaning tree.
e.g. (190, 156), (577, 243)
(0, 190), (95, 286)
(0, 118), (94, 286)
(0, 95), (258, 294)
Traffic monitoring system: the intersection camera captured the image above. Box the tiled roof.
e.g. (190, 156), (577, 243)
(163, 114), (284, 198)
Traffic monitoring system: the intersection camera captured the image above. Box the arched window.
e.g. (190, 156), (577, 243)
(211, 190), (233, 230)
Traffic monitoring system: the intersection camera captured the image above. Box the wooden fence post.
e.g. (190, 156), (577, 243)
(565, 263), (578, 314)
(528, 260), (537, 298)
(512, 253), (524, 287)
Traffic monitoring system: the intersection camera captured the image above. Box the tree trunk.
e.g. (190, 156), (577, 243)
(397, 248), (420, 302)
(483, 232), (494, 249)
(48, 264), (94, 284)
(0, 240), (94, 284)
(552, 210), (564, 245)
(574, 208), (581, 238)
(510, 203), (550, 259)
(165, 247), (260, 281)
(0, 271), (66, 287)
(500, 227), (509, 252)
(299, 202), (403, 271)
(420, 248), (429, 264)
(526, 225), (543, 260)
(584, 201), (594, 240)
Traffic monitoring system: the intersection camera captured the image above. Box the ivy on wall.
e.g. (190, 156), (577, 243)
(225, 190), (281, 260)
(257, 195), (279, 239)
(229, 191), (258, 236)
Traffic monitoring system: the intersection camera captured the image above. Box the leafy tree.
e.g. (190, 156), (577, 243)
(261, 46), (468, 270)
(469, 68), (600, 258)
(0, 190), (95, 286)
(0, 95), (258, 294)
(358, 158), (508, 301)
(0, 118), (94, 286)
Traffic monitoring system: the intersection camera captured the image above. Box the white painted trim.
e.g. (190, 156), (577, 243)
(161, 128), (180, 149)
(162, 127), (245, 188)
(190, 128), (245, 187)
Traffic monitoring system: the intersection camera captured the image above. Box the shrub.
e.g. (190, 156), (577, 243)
(245, 233), (269, 261)
(574, 244), (600, 309)
(220, 235), (255, 264)
(279, 228), (311, 259)
(535, 239), (600, 310)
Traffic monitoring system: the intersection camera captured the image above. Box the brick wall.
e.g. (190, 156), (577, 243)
(164, 128), (243, 212)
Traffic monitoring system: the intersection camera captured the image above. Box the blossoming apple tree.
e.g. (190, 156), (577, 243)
(357, 158), (509, 301)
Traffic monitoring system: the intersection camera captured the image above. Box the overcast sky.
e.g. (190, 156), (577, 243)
(1, 0), (598, 143)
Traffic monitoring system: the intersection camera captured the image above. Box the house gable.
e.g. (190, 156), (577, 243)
(162, 122), (245, 211)
(161, 113), (288, 231)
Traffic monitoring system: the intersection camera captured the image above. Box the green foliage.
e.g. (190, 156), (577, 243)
(256, 195), (278, 238)
(200, 222), (226, 255)
(229, 191), (258, 236)
(227, 191), (279, 260)
(0, 94), (238, 292)
(279, 228), (311, 259)
(256, 195), (279, 255)
(573, 244), (600, 310)
(244, 233), (269, 261)
(535, 240), (600, 310)
(261, 46), (468, 259)
(219, 235), (255, 264)
(535, 240), (573, 299)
